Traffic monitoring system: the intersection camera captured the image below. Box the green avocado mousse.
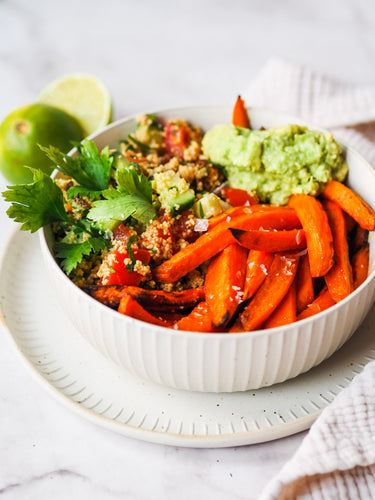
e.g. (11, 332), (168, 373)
(202, 124), (348, 205)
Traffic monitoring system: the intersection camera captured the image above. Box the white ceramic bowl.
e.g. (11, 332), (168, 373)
(39, 106), (375, 393)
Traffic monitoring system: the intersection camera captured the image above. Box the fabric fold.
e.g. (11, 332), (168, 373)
(248, 59), (375, 500)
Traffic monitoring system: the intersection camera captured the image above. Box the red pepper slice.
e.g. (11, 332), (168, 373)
(221, 187), (258, 207)
(165, 121), (190, 158)
(105, 248), (150, 286)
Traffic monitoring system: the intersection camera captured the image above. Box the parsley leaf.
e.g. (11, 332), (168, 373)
(125, 235), (138, 272)
(54, 237), (107, 274)
(88, 168), (156, 225)
(66, 186), (103, 200)
(40, 139), (112, 192)
(2, 169), (71, 232)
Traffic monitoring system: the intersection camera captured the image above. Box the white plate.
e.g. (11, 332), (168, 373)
(1, 229), (375, 448)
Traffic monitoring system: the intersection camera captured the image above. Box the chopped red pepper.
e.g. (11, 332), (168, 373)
(165, 121), (190, 158)
(221, 187), (258, 207)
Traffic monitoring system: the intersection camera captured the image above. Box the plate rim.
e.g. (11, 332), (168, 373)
(0, 228), (324, 447)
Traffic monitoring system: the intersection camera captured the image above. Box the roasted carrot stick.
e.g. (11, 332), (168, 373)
(352, 225), (369, 254)
(82, 285), (206, 311)
(118, 295), (169, 327)
(208, 205), (301, 231)
(205, 243), (248, 328)
(221, 187), (258, 207)
(175, 302), (223, 332)
(322, 200), (353, 302)
(230, 253), (300, 332)
(154, 208), (300, 283)
(322, 180), (375, 231)
(352, 244), (369, 289)
(344, 212), (356, 234)
(297, 287), (335, 321)
(230, 228), (306, 252)
(288, 194), (334, 277)
(243, 250), (273, 301)
(153, 224), (235, 283)
(296, 253), (314, 314)
(232, 95), (251, 128)
(264, 281), (297, 329)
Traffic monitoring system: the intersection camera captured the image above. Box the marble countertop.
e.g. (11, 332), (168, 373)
(1, 0), (375, 498)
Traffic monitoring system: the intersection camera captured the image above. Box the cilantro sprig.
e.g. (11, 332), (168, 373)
(3, 169), (73, 232)
(40, 139), (113, 199)
(2, 140), (158, 276)
(2, 168), (108, 274)
(88, 167), (157, 225)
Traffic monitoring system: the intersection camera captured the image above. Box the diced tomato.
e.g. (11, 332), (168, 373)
(165, 121), (190, 158)
(112, 224), (132, 242)
(104, 248), (151, 286)
(221, 187), (258, 207)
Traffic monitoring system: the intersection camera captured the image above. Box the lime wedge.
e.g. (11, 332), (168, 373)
(38, 73), (112, 136)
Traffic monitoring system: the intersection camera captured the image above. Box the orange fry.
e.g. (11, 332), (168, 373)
(323, 200), (353, 302)
(297, 287), (335, 321)
(205, 243), (248, 328)
(118, 295), (169, 327)
(230, 228), (306, 252)
(288, 194), (334, 277)
(82, 285), (205, 311)
(352, 225), (369, 254)
(322, 180), (375, 231)
(232, 95), (251, 128)
(153, 224), (235, 283)
(175, 302), (222, 332)
(296, 253), (314, 314)
(352, 244), (370, 289)
(243, 250), (273, 301)
(230, 253), (300, 332)
(264, 281), (297, 329)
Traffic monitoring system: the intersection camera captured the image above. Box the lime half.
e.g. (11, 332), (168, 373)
(38, 73), (112, 137)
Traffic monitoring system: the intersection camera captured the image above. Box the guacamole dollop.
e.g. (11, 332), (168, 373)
(202, 124), (348, 205)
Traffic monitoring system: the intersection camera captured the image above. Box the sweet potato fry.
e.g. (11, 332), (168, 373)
(322, 180), (375, 231)
(352, 225), (369, 254)
(221, 187), (258, 207)
(209, 205), (301, 231)
(323, 200), (353, 302)
(230, 228), (306, 252)
(296, 253), (314, 314)
(153, 224), (235, 283)
(352, 244), (369, 289)
(344, 212), (356, 234)
(229, 208), (302, 232)
(205, 243), (248, 328)
(297, 287), (335, 321)
(118, 295), (169, 327)
(230, 253), (300, 332)
(243, 250), (273, 301)
(288, 194), (334, 277)
(175, 302), (223, 332)
(264, 281), (297, 329)
(82, 285), (205, 311)
(232, 95), (251, 128)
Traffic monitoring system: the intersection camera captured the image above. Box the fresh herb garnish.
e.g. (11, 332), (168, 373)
(88, 168), (157, 225)
(54, 237), (107, 275)
(2, 167), (110, 274)
(128, 134), (155, 152)
(125, 235), (138, 272)
(3, 169), (73, 232)
(40, 139), (113, 199)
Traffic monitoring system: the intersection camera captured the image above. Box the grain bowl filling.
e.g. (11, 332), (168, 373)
(3, 98), (374, 333)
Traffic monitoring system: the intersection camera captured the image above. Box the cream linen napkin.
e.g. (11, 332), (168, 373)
(244, 59), (375, 500)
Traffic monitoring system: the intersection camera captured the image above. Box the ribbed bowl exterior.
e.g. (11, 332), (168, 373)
(39, 107), (375, 393)
(39, 240), (375, 392)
